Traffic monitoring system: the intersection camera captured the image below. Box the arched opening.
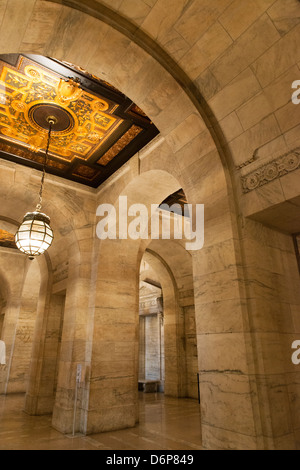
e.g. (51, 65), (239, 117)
(144, 240), (198, 401)
(84, 170), (183, 434)
(6, 260), (41, 394)
(83, 167), (204, 437)
(0, 269), (9, 353)
(138, 188), (199, 401)
(0, 218), (28, 396)
(139, 259), (164, 394)
(0, 270), (9, 340)
(0, 270), (9, 394)
(0, 218), (47, 400)
(0, 1), (257, 449)
(0, 290), (5, 339)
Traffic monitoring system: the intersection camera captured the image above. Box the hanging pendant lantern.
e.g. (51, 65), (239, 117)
(15, 116), (55, 260)
(15, 211), (54, 260)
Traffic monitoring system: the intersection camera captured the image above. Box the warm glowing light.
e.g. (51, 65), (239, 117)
(15, 212), (54, 260)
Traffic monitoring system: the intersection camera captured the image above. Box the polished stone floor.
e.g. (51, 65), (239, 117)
(0, 393), (202, 450)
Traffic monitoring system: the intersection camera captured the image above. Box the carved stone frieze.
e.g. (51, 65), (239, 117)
(241, 147), (300, 193)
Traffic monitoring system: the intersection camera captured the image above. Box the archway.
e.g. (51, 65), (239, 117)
(140, 241), (198, 401)
(0, 268), (9, 393)
(79, 169), (182, 435)
(0, 1), (258, 449)
(6, 260), (41, 394)
(139, 260), (164, 394)
(0, 218), (46, 401)
(145, 240), (198, 401)
(0, 268), (9, 340)
(0, 218), (28, 395)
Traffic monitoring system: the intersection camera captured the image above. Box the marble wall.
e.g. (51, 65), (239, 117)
(143, 316), (161, 381)
(0, 246), (28, 395)
(240, 220), (300, 449)
(139, 280), (163, 384)
(0, 293), (6, 338)
(7, 260), (40, 394)
(0, 0), (299, 450)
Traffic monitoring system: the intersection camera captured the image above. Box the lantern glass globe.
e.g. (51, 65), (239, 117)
(15, 211), (54, 260)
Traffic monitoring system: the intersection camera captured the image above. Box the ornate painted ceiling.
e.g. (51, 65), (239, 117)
(159, 189), (189, 216)
(0, 229), (16, 249)
(0, 54), (159, 188)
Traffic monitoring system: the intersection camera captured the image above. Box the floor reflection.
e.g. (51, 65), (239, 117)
(0, 393), (202, 450)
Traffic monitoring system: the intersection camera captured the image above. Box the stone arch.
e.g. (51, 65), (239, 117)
(6, 259), (41, 394)
(0, 265), (10, 339)
(45, 0), (232, 176)
(0, 217), (48, 398)
(0, 217), (28, 395)
(138, 253), (165, 392)
(0, 166), (83, 262)
(0, 1), (230, 194)
(0, 2), (258, 448)
(80, 169), (183, 435)
(0, 266), (9, 392)
(142, 241), (198, 400)
(0, 163), (92, 417)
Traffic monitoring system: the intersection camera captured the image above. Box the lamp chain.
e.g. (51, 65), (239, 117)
(36, 120), (53, 212)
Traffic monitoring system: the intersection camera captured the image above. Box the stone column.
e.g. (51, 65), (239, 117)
(0, 250), (27, 395)
(0, 298), (5, 337)
(145, 314), (160, 380)
(186, 151), (258, 449)
(193, 236), (258, 449)
(7, 261), (40, 394)
(138, 316), (145, 381)
(85, 239), (139, 434)
(241, 219), (300, 449)
(25, 285), (65, 416)
(51, 253), (93, 434)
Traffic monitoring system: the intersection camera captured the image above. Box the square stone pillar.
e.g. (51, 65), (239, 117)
(85, 241), (139, 434)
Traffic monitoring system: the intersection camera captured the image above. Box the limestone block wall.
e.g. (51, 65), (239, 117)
(0, 0), (299, 450)
(0, 248), (28, 395)
(0, 297), (6, 338)
(138, 317), (145, 380)
(144, 315), (161, 381)
(240, 219), (300, 449)
(139, 281), (164, 384)
(7, 260), (40, 394)
(184, 305), (198, 399)
(142, 245), (198, 399)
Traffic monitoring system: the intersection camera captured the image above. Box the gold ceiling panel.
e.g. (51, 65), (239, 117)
(0, 229), (16, 249)
(0, 55), (159, 187)
(0, 56), (123, 163)
(98, 125), (143, 166)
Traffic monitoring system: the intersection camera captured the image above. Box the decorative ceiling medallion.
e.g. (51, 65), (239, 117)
(29, 103), (74, 133)
(0, 55), (159, 187)
(0, 57), (121, 162)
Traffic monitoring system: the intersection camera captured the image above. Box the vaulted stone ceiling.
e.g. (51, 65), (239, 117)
(88, 0), (299, 235)
(0, 0), (299, 233)
(41, 0), (300, 173)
